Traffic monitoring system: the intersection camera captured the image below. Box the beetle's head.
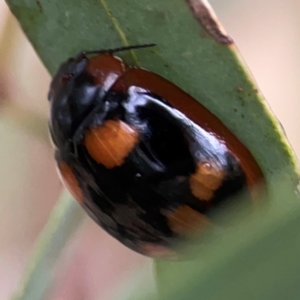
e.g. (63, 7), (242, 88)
(48, 53), (99, 149)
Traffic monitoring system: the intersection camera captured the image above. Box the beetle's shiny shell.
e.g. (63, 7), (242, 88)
(48, 51), (265, 258)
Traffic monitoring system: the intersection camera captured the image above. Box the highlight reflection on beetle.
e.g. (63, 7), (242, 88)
(48, 45), (264, 258)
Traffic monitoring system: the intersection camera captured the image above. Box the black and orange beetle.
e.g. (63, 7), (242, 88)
(48, 44), (265, 258)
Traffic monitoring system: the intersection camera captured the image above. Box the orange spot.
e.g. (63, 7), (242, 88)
(84, 120), (139, 169)
(57, 162), (83, 204)
(190, 162), (224, 201)
(85, 54), (127, 91)
(139, 243), (178, 259)
(164, 205), (211, 235)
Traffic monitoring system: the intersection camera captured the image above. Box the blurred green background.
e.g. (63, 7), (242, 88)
(0, 0), (299, 299)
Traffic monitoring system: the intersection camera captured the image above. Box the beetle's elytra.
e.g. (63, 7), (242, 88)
(48, 44), (265, 258)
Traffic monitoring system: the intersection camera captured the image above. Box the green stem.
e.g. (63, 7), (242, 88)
(11, 191), (85, 300)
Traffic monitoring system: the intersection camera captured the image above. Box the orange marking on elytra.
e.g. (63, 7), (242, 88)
(84, 119), (139, 169)
(139, 243), (178, 259)
(164, 205), (211, 235)
(190, 162), (225, 201)
(57, 162), (83, 204)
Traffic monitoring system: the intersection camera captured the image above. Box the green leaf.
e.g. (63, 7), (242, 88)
(12, 191), (85, 300)
(5, 0), (300, 299)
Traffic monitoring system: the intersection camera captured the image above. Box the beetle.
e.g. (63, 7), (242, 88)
(48, 44), (265, 258)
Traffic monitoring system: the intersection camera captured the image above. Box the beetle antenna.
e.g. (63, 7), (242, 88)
(84, 43), (156, 55)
